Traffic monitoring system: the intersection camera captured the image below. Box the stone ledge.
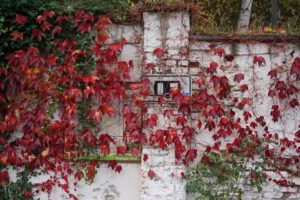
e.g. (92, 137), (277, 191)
(190, 34), (300, 43)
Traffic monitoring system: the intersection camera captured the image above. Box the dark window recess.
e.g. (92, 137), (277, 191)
(154, 81), (180, 97)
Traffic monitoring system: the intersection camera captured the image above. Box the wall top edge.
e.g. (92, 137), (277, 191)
(190, 34), (300, 43)
(139, 2), (195, 13)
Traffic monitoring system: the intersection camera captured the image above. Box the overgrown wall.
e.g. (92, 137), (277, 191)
(140, 11), (300, 200)
(9, 11), (299, 200)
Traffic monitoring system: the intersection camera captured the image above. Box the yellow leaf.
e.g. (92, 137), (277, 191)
(28, 155), (36, 162)
(263, 27), (273, 33)
(41, 147), (49, 158)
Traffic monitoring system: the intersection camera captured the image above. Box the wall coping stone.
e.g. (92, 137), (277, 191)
(190, 34), (300, 43)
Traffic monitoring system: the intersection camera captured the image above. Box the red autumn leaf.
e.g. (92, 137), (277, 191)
(11, 32), (23, 40)
(148, 169), (156, 179)
(43, 11), (55, 18)
(206, 62), (218, 74)
(23, 190), (33, 199)
(42, 21), (52, 31)
(115, 165), (122, 173)
(99, 133), (115, 146)
(0, 68), (7, 76)
(280, 147), (286, 153)
(100, 145), (110, 155)
(36, 14), (46, 24)
(289, 99), (299, 108)
(140, 87), (149, 97)
(146, 114), (158, 128)
(75, 170), (84, 180)
(205, 119), (216, 131)
(295, 130), (300, 140)
(98, 17), (112, 25)
(55, 15), (68, 23)
(143, 154), (148, 162)
(15, 14), (27, 24)
(117, 61), (129, 72)
(238, 98), (250, 109)
(265, 149), (274, 157)
(240, 84), (248, 92)
(184, 149), (197, 165)
(278, 90), (287, 99)
(253, 56), (266, 66)
(108, 160), (117, 170)
(268, 69), (277, 78)
(182, 126), (194, 144)
(71, 49), (85, 57)
(116, 146), (126, 155)
(87, 165), (96, 181)
(212, 142), (221, 151)
(0, 170), (9, 186)
(82, 130), (97, 147)
(195, 78), (204, 87)
(180, 172), (186, 178)
(194, 119), (202, 129)
(129, 60), (134, 68)
(84, 86), (95, 99)
(270, 105), (280, 122)
(80, 75), (99, 84)
(0, 137), (7, 145)
(205, 146), (212, 153)
(291, 57), (300, 80)
(178, 103), (191, 115)
(47, 55), (57, 67)
(268, 89), (276, 97)
(219, 117), (230, 127)
(131, 147), (140, 157)
(176, 116), (187, 127)
(122, 104), (131, 115)
(234, 73), (244, 83)
(100, 104), (115, 117)
(145, 63), (155, 71)
(31, 28), (45, 41)
(109, 39), (126, 52)
(250, 122), (257, 128)
(77, 22), (92, 34)
(158, 96), (165, 106)
(287, 85), (298, 96)
(141, 78), (150, 86)
(87, 109), (102, 122)
(52, 26), (62, 36)
(174, 139), (185, 160)
(243, 111), (252, 122)
(213, 48), (225, 57)
(97, 32), (109, 42)
(275, 81), (286, 90)
(153, 48), (164, 58)
(163, 109), (174, 119)
(129, 83), (140, 90)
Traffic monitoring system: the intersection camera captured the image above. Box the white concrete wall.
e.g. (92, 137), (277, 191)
(13, 164), (141, 200)
(141, 11), (300, 200)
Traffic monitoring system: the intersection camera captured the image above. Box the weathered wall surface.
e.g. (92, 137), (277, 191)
(9, 11), (299, 200)
(141, 12), (190, 200)
(9, 163), (141, 200)
(187, 41), (300, 200)
(140, 11), (300, 200)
